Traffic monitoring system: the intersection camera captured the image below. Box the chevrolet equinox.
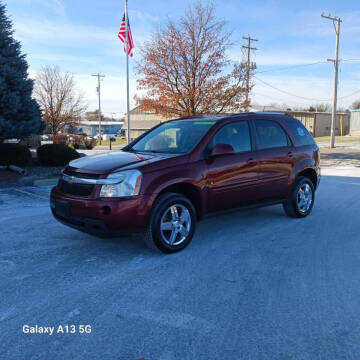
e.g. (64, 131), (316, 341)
(51, 112), (320, 253)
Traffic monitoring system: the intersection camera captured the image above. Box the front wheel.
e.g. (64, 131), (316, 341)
(144, 193), (197, 253)
(283, 176), (315, 218)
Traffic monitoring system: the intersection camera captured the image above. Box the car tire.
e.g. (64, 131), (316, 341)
(283, 176), (315, 218)
(143, 192), (197, 254)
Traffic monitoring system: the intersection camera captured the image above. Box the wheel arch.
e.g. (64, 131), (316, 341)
(296, 167), (318, 189)
(157, 182), (203, 220)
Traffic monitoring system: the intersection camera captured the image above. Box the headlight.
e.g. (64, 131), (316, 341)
(100, 170), (142, 197)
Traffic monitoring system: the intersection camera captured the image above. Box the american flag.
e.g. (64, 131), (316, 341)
(118, 13), (134, 57)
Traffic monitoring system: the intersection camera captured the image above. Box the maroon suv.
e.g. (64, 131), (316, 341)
(51, 112), (320, 253)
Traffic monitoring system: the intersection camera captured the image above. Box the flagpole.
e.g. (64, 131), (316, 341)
(125, 0), (130, 144)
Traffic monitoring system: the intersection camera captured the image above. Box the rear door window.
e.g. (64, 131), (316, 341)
(254, 120), (290, 150)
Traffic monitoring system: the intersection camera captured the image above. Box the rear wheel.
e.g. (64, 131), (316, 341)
(144, 193), (196, 253)
(283, 176), (315, 218)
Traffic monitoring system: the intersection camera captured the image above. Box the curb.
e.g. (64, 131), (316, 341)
(33, 178), (58, 187)
(0, 177), (58, 189)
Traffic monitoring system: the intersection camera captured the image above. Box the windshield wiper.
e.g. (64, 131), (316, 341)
(130, 149), (162, 153)
(128, 149), (182, 154)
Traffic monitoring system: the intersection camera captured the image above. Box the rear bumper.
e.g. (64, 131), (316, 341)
(50, 187), (154, 237)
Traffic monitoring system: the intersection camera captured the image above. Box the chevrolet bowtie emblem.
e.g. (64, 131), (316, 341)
(64, 175), (76, 183)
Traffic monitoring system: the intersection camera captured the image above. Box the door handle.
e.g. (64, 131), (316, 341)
(287, 151), (293, 158)
(247, 158), (257, 165)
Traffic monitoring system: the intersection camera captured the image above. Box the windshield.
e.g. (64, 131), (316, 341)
(130, 120), (216, 154)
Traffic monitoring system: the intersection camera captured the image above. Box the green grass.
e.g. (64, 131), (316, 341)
(314, 136), (360, 143)
(97, 138), (127, 146)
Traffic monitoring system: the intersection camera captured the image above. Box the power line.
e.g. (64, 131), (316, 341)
(341, 58), (360, 62)
(255, 58), (360, 75)
(255, 61), (328, 74)
(338, 89), (360, 99)
(254, 91), (288, 103)
(232, 58), (360, 78)
(255, 75), (360, 102)
(253, 75), (331, 101)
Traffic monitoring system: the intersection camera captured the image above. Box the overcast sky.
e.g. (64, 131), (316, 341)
(5, 0), (360, 116)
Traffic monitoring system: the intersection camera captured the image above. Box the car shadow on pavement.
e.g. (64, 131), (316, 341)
(47, 174), (360, 256)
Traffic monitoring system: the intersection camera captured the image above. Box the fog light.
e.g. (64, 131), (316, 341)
(101, 206), (111, 215)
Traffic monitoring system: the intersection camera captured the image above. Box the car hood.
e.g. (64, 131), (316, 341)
(68, 150), (177, 173)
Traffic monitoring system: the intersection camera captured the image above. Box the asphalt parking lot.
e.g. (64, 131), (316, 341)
(1, 165), (360, 360)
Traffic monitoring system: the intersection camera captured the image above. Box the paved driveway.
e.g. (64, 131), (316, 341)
(1, 166), (360, 360)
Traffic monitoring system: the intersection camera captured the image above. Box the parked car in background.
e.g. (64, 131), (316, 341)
(94, 134), (116, 141)
(51, 112), (320, 253)
(4, 138), (21, 144)
(117, 129), (126, 138)
(40, 135), (50, 141)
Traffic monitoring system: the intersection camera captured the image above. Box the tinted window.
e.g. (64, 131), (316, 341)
(254, 120), (289, 150)
(286, 120), (315, 146)
(131, 120), (215, 154)
(210, 121), (251, 153)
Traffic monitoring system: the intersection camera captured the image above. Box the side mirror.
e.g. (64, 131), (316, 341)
(211, 143), (235, 157)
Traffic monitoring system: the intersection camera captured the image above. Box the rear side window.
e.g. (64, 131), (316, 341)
(210, 121), (251, 153)
(286, 120), (315, 146)
(254, 120), (290, 150)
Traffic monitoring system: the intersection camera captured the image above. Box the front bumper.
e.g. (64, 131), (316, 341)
(50, 187), (154, 237)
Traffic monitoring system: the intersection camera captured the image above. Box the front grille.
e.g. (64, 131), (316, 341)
(57, 168), (101, 197)
(63, 168), (100, 180)
(57, 178), (95, 197)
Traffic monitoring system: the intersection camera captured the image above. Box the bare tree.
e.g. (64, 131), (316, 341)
(135, 2), (248, 117)
(309, 103), (332, 112)
(351, 100), (360, 110)
(267, 103), (293, 111)
(337, 106), (350, 113)
(34, 66), (87, 134)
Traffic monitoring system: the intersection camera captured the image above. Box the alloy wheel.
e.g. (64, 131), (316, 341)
(296, 183), (313, 214)
(160, 204), (191, 246)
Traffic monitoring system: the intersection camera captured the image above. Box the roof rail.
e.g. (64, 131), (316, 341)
(254, 111), (288, 115)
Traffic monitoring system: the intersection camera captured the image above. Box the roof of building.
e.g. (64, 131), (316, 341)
(129, 105), (157, 115)
(125, 112), (289, 129)
(79, 120), (124, 126)
(123, 111), (352, 131)
(123, 119), (163, 129)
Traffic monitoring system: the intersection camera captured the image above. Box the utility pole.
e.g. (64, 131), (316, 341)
(92, 73), (105, 144)
(242, 35), (258, 112)
(321, 13), (341, 148)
